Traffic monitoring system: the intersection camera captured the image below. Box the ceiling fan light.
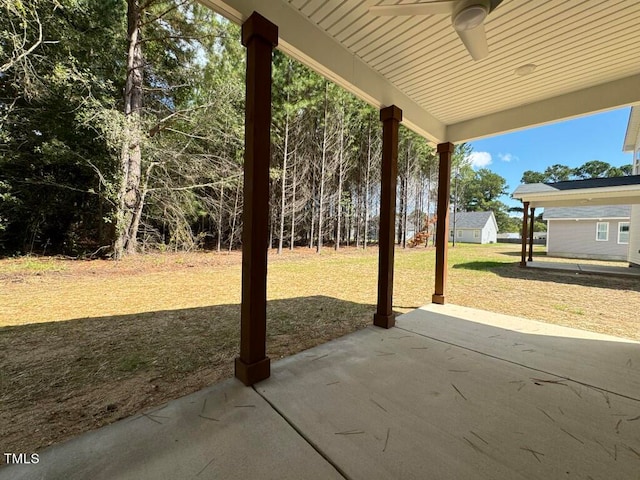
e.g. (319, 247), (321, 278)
(453, 5), (487, 31)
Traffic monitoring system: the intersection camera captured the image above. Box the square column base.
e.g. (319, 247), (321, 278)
(373, 313), (396, 329)
(431, 294), (446, 305)
(235, 356), (270, 386)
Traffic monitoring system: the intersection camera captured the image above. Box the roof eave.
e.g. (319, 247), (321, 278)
(623, 106), (640, 153)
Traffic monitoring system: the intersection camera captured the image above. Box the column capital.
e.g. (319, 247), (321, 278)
(380, 105), (403, 123)
(437, 142), (454, 153)
(242, 12), (279, 47)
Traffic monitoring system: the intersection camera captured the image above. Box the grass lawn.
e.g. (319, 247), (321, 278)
(1, 243), (639, 453)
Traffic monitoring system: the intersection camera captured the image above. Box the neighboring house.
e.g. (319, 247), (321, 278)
(497, 232), (520, 240)
(513, 174), (640, 266)
(623, 106), (640, 266)
(543, 205), (631, 261)
(497, 232), (546, 244)
(449, 211), (498, 244)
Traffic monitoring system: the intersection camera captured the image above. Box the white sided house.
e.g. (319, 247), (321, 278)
(449, 211), (497, 244)
(543, 206), (631, 261)
(513, 175), (640, 267)
(624, 106), (640, 266)
(514, 108), (640, 266)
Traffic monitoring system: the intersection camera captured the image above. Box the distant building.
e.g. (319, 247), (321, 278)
(543, 206), (631, 261)
(449, 211), (498, 244)
(497, 232), (520, 240)
(512, 108), (640, 266)
(623, 106), (640, 266)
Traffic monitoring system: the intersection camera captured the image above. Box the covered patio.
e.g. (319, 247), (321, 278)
(4, 304), (639, 479)
(527, 260), (640, 278)
(3, 1), (640, 478)
(198, 0), (640, 388)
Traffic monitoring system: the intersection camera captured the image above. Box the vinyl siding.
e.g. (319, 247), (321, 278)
(448, 224), (497, 244)
(547, 219), (630, 261)
(631, 133), (640, 265)
(629, 205), (640, 266)
(482, 221), (498, 244)
(449, 229), (482, 244)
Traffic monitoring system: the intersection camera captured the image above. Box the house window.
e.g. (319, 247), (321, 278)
(473, 230), (480, 238)
(618, 222), (630, 244)
(457, 230), (463, 238)
(596, 222), (609, 241)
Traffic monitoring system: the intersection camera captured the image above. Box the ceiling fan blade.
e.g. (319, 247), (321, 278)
(456, 23), (489, 61)
(489, 0), (504, 13)
(369, 1), (456, 17)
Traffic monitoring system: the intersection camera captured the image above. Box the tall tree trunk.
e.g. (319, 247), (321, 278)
(335, 112), (344, 251)
(114, 0), (144, 259)
(345, 195), (350, 247)
(217, 184), (223, 252)
(309, 168), (315, 249)
(316, 83), (329, 254)
(278, 87), (291, 254)
(402, 142), (411, 248)
(426, 166), (432, 247)
(414, 172), (422, 238)
(397, 176), (405, 245)
(363, 119), (372, 249)
(355, 186), (361, 249)
(269, 211), (274, 250)
(289, 153), (297, 250)
(228, 180), (240, 253)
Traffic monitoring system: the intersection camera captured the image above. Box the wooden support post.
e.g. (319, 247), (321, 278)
(520, 201), (530, 267)
(235, 12), (278, 386)
(374, 105), (402, 329)
(528, 206), (535, 262)
(432, 142), (454, 305)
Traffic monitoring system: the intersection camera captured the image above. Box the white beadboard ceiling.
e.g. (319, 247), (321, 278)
(199, 0), (640, 144)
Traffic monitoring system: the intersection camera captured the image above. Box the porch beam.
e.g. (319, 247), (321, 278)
(432, 142), (454, 305)
(235, 12), (278, 386)
(520, 202), (530, 267)
(528, 206), (535, 262)
(374, 105), (402, 329)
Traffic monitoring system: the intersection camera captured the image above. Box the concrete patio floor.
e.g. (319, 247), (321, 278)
(2, 304), (639, 479)
(527, 260), (640, 278)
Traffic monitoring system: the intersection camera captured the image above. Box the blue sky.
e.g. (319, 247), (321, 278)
(467, 107), (635, 209)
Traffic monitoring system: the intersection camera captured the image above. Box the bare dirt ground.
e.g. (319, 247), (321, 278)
(1, 244), (638, 455)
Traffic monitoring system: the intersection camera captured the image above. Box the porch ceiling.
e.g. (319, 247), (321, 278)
(199, 0), (640, 144)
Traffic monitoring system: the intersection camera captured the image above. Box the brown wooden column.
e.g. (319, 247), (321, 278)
(528, 206), (535, 262)
(432, 142), (454, 305)
(235, 12), (278, 386)
(520, 201), (530, 267)
(374, 105), (402, 329)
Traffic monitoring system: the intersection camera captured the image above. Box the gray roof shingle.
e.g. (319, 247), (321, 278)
(451, 211), (495, 229)
(513, 175), (640, 197)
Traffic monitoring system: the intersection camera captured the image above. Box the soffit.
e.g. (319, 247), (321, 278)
(623, 107), (640, 153)
(199, 0), (640, 144)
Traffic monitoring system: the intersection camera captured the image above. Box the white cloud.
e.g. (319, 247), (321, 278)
(498, 153), (518, 162)
(466, 151), (492, 169)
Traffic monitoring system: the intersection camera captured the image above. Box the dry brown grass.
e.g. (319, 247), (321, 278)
(1, 243), (639, 454)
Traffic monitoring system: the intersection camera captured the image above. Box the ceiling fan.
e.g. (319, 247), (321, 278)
(369, 0), (504, 61)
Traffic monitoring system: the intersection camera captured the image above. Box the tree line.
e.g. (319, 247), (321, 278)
(521, 160), (632, 184)
(1, 0), (515, 257)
